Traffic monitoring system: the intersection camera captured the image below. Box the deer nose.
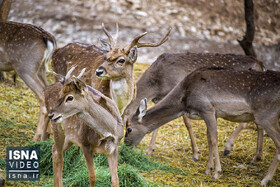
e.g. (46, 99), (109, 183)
(48, 113), (54, 119)
(96, 66), (107, 77)
(95, 69), (104, 76)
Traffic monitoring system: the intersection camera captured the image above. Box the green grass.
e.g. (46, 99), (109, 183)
(6, 140), (171, 186)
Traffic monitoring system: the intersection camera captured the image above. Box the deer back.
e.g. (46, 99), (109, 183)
(123, 52), (264, 122)
(180, 68), (280, 121)
(0, 21), (56, 65)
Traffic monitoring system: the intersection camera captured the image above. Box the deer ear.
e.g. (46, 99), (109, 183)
(53, 71), (65, 84)
(138, 98), (147, 122)
(73, 77), (87, 96)
(100, 39), (111, 52)
(128, 46), (137, 63)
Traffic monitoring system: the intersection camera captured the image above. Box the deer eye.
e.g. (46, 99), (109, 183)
(127, 128), (132, 133)
(117, 59), (125, 64)
(65, 96), (73, 102)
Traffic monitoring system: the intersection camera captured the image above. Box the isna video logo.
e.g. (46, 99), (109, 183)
(6, 147), (40, 181)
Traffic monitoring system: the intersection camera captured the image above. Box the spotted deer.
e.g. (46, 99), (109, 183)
(121, 52), (264, 160)
(124, 67), (280, 185)
(0, 21), (56, 141)
(95, 26), (171, 115)
(48, 68), (123, 187)
(43, 24), (170, 186)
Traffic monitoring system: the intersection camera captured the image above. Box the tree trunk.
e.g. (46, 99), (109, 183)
(0, 0), (12, 22)
(238, 0), (256, 58)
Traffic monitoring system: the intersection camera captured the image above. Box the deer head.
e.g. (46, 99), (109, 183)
(49, 67), (87, 123)
(95, 24), (171, 80)
(124, 98), (148, 146)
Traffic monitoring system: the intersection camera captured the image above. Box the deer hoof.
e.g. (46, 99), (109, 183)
(205, 168), (212, 176)
(261, 178), (271, 186)
(223, 150), (230, 156)
(192, 157), (198, 162)
(212, 171), (222, 179)
(145, 148), (154, 155)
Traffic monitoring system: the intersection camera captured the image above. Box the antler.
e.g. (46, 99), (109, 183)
(102, 23), (119, 48)
(125, 27), (172, 53)
(77, 68), (86, 79)
(65, 66), (76, 80)
(52, 66), (76, 84)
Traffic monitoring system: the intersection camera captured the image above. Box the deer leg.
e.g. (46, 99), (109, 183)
(224, 123), (247, 156)
(0, 71), (5, 81)
(254, 115), (280, 185)
(15, 72), (47, 141)
(107, 148), (119, 187)
(38, 64), (48, 87)
(259, 121), (280, 185)
(81, 145), (96, 187)
(52, 123), (65, 187)
(41, 113), (50, 140)
(146, 128), (159, 155)
(203, 112), (222, 179)
(13, 73), (17, 86)
(182, 115), (200, 161)
(205, 127), (214, 176)
(0, 169), (5, 186)
(251, 125), (264, 165)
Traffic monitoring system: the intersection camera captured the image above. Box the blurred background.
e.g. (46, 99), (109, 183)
(8, 0), (280, 70)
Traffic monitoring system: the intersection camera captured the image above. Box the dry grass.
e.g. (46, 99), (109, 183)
(0, 63), (280, 186)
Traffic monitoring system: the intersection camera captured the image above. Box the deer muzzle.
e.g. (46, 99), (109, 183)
(48, 110), (63, 123)
(95, 66), (107, 77)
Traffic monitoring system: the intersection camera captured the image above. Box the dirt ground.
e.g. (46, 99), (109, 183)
(7, 0), (280, 70)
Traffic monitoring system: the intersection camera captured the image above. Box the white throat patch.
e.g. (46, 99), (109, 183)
(111, 78), (128, 95)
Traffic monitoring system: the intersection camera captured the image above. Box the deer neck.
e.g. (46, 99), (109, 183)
(111, 71), (135, 115)
(77, 93), (120, 140)
(140, 99), (184, 134)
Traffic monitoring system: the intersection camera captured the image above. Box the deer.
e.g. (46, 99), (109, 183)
(95, 26), (171, 115)
(48, 67), (123, 187)
(42, 24), (170, 186)
(124, 67), (280, 185)
(0, 0), (17, 84)
(121, 52), (264, 161)
(0, 21), (56, 141)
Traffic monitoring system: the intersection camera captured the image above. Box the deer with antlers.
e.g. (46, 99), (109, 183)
(118, 52), (264, 161)
(124, 67), (280, 185)
(43, 24), (170, 186)
(95, 27), (171, 115)
(0, 20), (56, 141)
